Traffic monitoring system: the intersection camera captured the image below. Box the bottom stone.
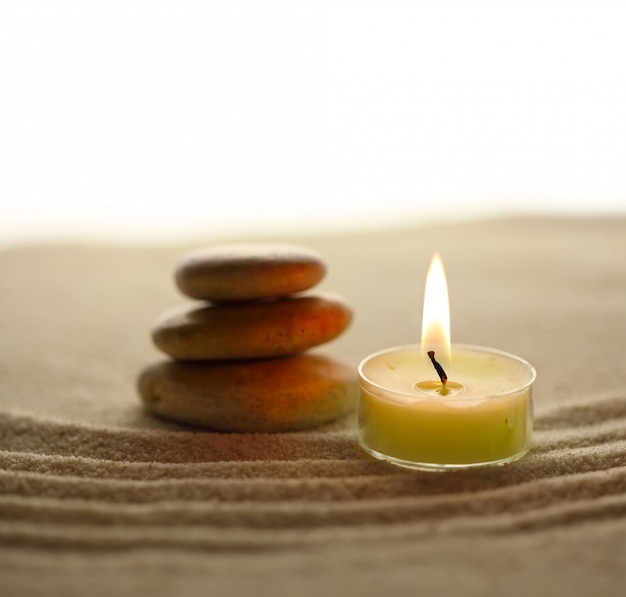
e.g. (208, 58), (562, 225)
(137, 354), (357, 432)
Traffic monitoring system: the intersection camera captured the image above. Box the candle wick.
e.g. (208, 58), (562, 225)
(427, 351), (448, 385)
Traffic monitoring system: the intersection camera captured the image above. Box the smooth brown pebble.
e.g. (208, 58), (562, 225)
(152, 293), (352, 360)
(175, 243), (326, 302)
(137, 354), (357, 432)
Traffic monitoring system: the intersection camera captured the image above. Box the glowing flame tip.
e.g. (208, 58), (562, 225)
(421, 252), (451, 362)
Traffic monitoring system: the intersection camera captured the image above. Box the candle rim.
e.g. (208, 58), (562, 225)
(358, 343), (537, 401)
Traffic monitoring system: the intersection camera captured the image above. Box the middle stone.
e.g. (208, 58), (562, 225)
(152, 293), (352, 361)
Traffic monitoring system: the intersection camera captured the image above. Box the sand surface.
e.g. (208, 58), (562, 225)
(1, 216), (625, 596)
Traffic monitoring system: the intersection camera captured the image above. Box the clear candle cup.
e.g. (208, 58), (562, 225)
(358, 344), (536, 471)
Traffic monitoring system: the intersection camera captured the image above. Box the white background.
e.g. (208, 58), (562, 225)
(1, 1), (625, 246)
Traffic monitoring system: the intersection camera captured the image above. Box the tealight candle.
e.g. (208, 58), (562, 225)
(357, 254), (536, 471)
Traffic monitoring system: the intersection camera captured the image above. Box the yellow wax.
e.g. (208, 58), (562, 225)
(358, 345), (535, 469)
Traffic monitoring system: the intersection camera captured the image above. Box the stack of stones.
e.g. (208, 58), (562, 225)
(138, 243), (357, 432)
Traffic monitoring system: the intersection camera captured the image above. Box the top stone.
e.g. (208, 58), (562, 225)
(175, 243), (327, 302)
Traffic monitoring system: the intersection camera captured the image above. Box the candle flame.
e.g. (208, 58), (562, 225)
(421, 252), (451, 363)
